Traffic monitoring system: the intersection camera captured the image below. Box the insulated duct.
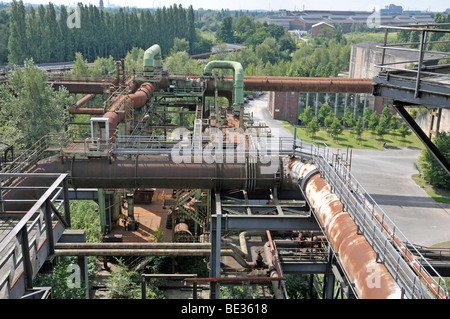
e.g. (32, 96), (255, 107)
(143, 44), (162, 69)
(203, 61), (244, 107)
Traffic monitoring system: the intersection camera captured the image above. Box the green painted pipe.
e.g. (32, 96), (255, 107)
(143, 44), (162, 69)
(203, 60), (244, 107)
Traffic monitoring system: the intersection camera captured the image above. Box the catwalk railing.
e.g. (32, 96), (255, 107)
(0, 173), (71, 299)
(375, 24), (450, 99)
(311, 145), (449, 299)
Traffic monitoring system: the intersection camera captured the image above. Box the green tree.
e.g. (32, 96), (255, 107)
(306, 117), (320, 138)
(216, 16), (234, 43)
(0, 60), (73, 148)
(380, 106), (392, 127)
(330, 117), (343, 142)
(8, 0), (28, 64)
(342, 108), (356, 128)
(324, 113), (335, 128)
(368, 111), (379, 131)
(390, 116), (400, 135)
(72, 52), (89, 75)
(419, 132), (450, 190)
(398, 122), (411, 140)
(317, 103), (332, 125)
(353, 116), (364, 143)
(375, 115), (389, 141)
(299, 106), (313, 126)
(171, 37), (190, 54)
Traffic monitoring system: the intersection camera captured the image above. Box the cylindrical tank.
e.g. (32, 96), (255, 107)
(173, 223), (194, 242)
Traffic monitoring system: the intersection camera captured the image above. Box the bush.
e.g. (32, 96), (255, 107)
(419, 131), (450, 190)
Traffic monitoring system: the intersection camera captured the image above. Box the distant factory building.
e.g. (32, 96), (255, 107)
(311, 22), (335, 37)
(256, 9), (434, 33)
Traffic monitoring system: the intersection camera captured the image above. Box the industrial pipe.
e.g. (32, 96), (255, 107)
(74, 94), (96, 108)
(143, 44), (162, 69)
(33, 155), (279, 190)
(242, 76), (374, 93)
(103, 82), (154, 137)
(54, 245), (251, 269)
(285, 157), (403, 299)
(68, 107), (104, 114)
(203, 61), (244, 107)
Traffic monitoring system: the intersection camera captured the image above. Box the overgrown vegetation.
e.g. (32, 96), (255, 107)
(33, 200), (101, 299)
(418, 132), (450, 190)
(0, 59), (73, 149)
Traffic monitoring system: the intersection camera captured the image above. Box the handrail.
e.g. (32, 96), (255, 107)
(0, 173), (70, 298)
(311, 147), (448, 299)
(376, 24), (450, 99)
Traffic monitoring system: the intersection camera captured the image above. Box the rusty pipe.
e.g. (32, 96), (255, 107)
(242, 76), (374, 93)
(68, 107), (104, 114)
(285, 157), (403, 299)
(74, 93), (96, 108)
(54, 246), (251, 269)
(32, 155), (277, 190)
(103, 82), (154, 137)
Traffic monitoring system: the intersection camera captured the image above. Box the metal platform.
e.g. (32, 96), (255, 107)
(373, 24), (450, 107)
(0, 173), (71, 299)
(373, 24), (450, 175)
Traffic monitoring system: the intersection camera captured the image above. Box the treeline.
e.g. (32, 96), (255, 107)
(7, 0), (199, 65)
(396, 13), (450, 51)
(298, 103), (411, 143)
(213, 15), (350, 77)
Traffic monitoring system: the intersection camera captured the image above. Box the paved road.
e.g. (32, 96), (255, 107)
(245, 94), (450, 247)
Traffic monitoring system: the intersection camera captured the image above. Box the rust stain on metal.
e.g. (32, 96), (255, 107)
(288, 159), (403, 299)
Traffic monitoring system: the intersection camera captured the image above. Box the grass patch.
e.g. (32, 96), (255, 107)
(284, 124), (423, 150)
(411, 174), (450, 204)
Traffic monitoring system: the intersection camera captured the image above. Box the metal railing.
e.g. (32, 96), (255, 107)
(311, 146), (449, 299)
(0, 173), (70, 299)
(0, 133), (70, 180)
(47, 73), (115, 83)
(375, 24), (450, 98)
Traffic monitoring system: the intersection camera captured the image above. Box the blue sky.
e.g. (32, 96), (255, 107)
(5, 0), (449, 12)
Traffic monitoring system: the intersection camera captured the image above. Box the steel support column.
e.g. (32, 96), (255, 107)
(209, 191), (222, 299)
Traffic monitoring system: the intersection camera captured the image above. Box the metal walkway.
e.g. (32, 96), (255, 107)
(0, 133), (448, 299)
(0, 173), (71, 299)
(372, 24), (450, 175)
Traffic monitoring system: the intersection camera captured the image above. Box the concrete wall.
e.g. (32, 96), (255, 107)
(414, 108), (450, 136)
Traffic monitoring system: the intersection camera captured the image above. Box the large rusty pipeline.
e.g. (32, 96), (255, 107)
(103, 82), (154, 137)
(242, 76), (374, 93)
(31, 154), (279, 190)
(283, 157), (403, 299)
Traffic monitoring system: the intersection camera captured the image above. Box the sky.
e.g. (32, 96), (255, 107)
(3, 0), (449, 12)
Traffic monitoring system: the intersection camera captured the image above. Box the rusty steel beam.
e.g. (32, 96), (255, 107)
(68, 107), (104, 114)
(184, 277), (283, 283)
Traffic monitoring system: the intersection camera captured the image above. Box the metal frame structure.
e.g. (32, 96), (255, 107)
(373, 24), (450, 175)
(0, 173), (71, 299)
